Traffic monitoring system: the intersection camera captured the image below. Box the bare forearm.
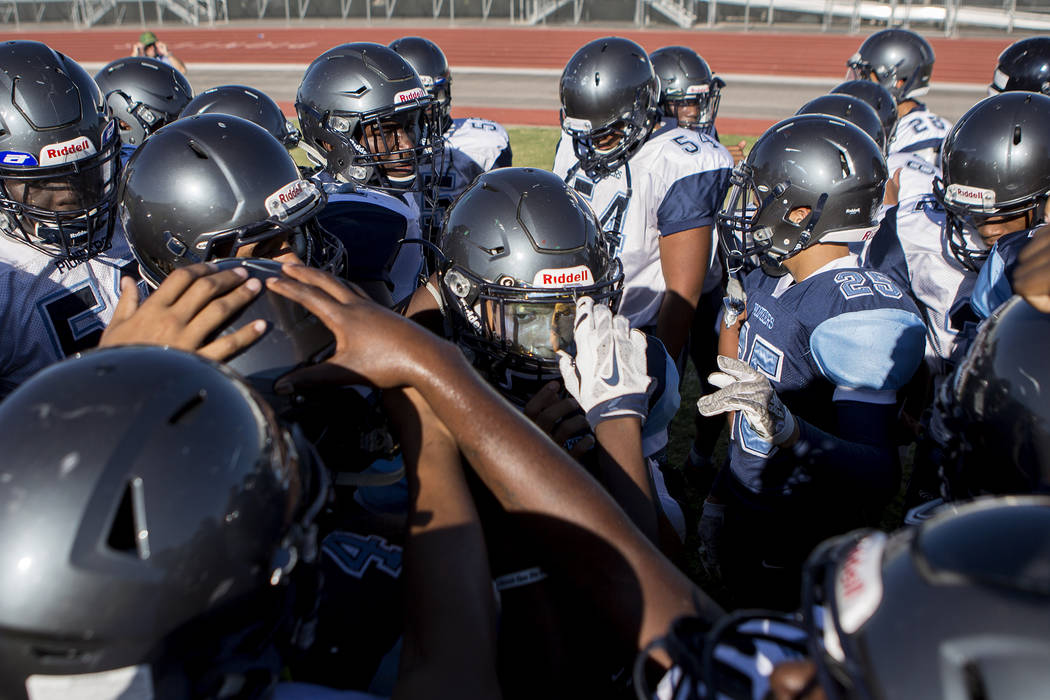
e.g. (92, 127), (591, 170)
(655, 291), (697, 362)
(594, 417), (658, 544)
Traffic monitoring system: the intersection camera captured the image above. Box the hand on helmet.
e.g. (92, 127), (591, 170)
(267, 263), (448, 392)
(100, 263), (267, 361)
(557, 297), (653, 430)
(697, 355), (797, 447)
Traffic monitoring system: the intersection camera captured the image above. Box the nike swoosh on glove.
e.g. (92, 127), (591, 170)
(557, 296), (654, 429)
(696, 355), (796, 445)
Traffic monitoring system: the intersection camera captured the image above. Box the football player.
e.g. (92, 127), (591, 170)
(94, 55), (193, 161)
(846, 28), (952, 166)
(389, 36), (512, 241)
(989, 36), (1050, 96)
(180, 84), (301, 151)
(699, 114), (926, 609)
(296, 42), (443, 306)
(554, 37), (733, 365)
(0, 41), (134, 396)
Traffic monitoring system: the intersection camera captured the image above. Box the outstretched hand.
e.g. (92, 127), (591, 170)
(697, 355), (797, 447)
(267, 263), (444, 392)
(100, 262), (266, 361)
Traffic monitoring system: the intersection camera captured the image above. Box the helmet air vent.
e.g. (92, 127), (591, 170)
(107, 477), (150, 560)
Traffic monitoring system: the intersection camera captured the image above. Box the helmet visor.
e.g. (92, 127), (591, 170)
(486, 299), (577, 360)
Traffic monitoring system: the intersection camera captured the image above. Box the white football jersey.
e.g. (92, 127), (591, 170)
(886, 150), (939, 205)
(862, 192), (977, 374)
(0, 230), (134, 396)
(888, 106), (952, 166)
(553, 122), (733, 329)
(422, 117), (512, 237)
(315, 176), (425, 305)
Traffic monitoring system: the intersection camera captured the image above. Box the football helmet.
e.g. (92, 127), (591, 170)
(94, 56), (193, 147)
(180, 85), (301, 150)
(0, 345), (326, 700)
(638, 496), (1050, 700)
(295, 42), (443, 193)
(119, 114), (344, 287)
(649, 46), (724, 135)
(717, 114), (887, 271)
(389, 36), (453, 134)
(560, 36), (660, 179)
(796, 94), (887, 152)
(438, 167), (622, 399)
(938, 296), (1050, 500)
(846, 28), (935, 104)
(0, 40), (120, 259)
(830, 79), (898, 143)
(990, 37), (1050, 97)
(934, 91), (1050, 272)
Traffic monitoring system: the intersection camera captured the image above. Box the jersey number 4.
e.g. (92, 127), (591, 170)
(599, 193), (629, 254)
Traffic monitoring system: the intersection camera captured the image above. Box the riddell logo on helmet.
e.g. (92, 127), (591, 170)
(945, 183), (996, 210)
(833, 531), (887, 635)
(685, 84), (711, 94)
(38, 136), (97, 166)
(394, 87), (427, 104)
(265, 179), (314, 219)
(533, 265), (593, 288)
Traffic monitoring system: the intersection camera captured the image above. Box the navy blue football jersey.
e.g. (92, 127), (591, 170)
(730, 254), (926, 495)
(971, 228), (1038, 320)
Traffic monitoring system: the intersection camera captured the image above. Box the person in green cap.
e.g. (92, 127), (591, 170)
(131, 30), (187, 74)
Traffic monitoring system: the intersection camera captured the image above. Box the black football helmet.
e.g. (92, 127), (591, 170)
(438, 167), (622, 400)
(649, 46), (724, 135)
(638, 495), (1050, 700)
(938, 296), (1050, 500)
(934, 92), (1050, 272)
(830, 79), (899, 144)
(990, 36), (1050, 97)
(560, 37), (660, 179)
(0, 345), (327, 700)
(0, 40), (120, 260)
(846, 28), (935, 104)
(180, 85), (300, 150)
(119, 114), (344, 287)
(389, 36), (453, 134)
(94, 56), (193, 147)
(718, 114), (887, 271)
(796, 94), (887, 152)
(295, 42), (443, 193)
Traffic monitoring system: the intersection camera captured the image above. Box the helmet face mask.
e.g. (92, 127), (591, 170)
(661, 86), (723, 133)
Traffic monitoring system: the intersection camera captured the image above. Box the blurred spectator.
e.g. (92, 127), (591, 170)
(130, 30), (187, 74)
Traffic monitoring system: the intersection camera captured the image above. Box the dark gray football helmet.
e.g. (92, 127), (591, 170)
(934, 92), (1050, 271)
(0, 40), (120, 259)
(718, 114), (887, 270)
(438, 167), (622, 395)
(649, 45), (724, 135)
(295, 42), (442, 193)
(0, 345), (326, 699)
(94, 56), (193, 147)
(830, 79), (899, 143)
(846, 28), (935, 104)
(796, 94), (887, 152)
(389, 36), (452, 133)
(119, 114), (343, 287)
(990, 37), (1050, 97)
(180, 85), (300, 149)
(560, 36), (660, 179)
(939, 296), (1050, 499)
(642, 496), (1050, 700)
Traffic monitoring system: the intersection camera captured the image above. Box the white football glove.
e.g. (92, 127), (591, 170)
(557, 296), (654, 429)
(697, 355), (796, 445)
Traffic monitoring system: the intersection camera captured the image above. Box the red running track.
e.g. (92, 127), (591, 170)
(14, 25), (1010, 81)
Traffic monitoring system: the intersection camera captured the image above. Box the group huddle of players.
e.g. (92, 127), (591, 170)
(0, 26), (1048, 700)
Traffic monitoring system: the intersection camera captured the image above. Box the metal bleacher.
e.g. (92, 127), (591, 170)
(2, 0), (1048, 34)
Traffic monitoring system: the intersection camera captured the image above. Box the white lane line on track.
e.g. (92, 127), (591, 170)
(79, 62), (987, 92)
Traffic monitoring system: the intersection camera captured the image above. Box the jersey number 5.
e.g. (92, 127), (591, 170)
(834, 270), (903, 301)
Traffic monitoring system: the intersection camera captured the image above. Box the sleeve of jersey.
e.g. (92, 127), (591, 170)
(810, 308), (926, 403)
(640, 336), (681, 458)
(970, 241), (1014, 320)
(656, 167), (731, 236)
(861, 206), (910, 290)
